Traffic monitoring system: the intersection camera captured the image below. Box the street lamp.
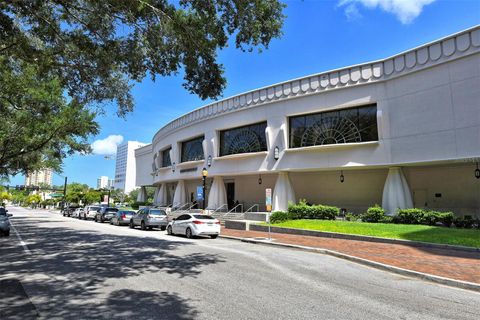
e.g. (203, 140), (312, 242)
(202, 167), (208, 209)
(340, 171), (345, 183)
(274, 146), (280, 161)
(172, 162), (176, 173)
(207, 155), (212, 167)
(475, 162), (480, 179)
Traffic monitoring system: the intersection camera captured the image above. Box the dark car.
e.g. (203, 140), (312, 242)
(129, 207), (168, 230)
(94, 207), (119, 223)
(62, 204), (80, 217)
(110, 210), (136, 226)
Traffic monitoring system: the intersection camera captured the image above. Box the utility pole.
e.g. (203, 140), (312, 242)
(62, 176), (67, 210)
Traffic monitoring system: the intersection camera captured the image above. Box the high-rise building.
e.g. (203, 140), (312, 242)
(25, 169), (53, 187)
(114, 141), (147, 194)
(96, 176), (109, 189)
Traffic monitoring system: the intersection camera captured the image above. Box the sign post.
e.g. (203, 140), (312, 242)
(265, 188), (272, 241)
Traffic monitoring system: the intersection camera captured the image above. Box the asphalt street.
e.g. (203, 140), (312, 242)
(1, 207), (479, 320)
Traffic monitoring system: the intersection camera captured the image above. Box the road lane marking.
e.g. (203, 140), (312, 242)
(10, 223), (31, 255)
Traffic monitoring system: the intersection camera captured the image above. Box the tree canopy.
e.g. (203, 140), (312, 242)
(1, 0), (286, 116)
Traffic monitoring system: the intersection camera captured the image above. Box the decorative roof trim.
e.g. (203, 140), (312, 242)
(153, 25), (480, 144)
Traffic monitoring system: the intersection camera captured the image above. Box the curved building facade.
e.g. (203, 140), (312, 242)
(136, 26), (480, 216)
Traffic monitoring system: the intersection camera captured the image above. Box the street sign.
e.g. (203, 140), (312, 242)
(196, 186), (204, 201)
(265, 188), (272, 212)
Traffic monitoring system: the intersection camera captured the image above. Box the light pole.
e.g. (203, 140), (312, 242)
(202, 167), (208, 210)
(107, 186), (114, 207)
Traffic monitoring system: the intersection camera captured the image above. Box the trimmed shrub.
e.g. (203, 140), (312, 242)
(131, 201), (146, 210)
(345, 213), (358, 222)
(270, 211), (296, 223)
(361, 205), (385, 223)
(454, 216), (475, 229)
(434, 211), (454, 227)
(288, 203), (338, 220)
(393, 208), (425, 224)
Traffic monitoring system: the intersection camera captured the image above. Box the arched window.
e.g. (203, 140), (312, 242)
(181, 136), (204, 162)
(220, 122), (267, 156)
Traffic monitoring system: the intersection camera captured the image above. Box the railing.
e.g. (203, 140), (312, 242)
(226, 204), (243, 215)
(171, 203), (189, 212)
(210, 204), (228, 215)
(244, 204), (259, 213)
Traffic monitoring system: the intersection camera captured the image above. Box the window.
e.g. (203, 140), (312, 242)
(289, 104), (378, 148)
(162, 147), (172, 167)
(181, 136), (204, 162)
(219, 122), (268, 156)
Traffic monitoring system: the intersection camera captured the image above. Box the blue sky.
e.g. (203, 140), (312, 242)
(10, 0), (480, 187)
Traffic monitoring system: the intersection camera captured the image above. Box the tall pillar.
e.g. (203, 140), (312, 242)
(173, 180), (187, 207)
(137, 186), (147, 202)
(207, 176), (227, 210)
(156, 184), (167, 206)
(382, 167), (413, 215)
(273, 172), (296, 212)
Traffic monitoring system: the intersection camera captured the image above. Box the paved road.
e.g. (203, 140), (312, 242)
(1, 207), (479, 320)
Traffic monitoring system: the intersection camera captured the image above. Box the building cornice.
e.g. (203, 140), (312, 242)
(134, 144), (152, 156)
(152, 25), (480, 145)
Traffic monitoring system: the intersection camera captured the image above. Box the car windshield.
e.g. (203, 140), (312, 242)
(90, 206), (100, 211)
(149, 209), (166, 215)
(122, 211), (135, 215)
(105, 208), (118, 213)
(193, 215), (214, 220)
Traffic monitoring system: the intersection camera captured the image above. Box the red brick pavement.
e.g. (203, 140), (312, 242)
(221, 227), (480, 284)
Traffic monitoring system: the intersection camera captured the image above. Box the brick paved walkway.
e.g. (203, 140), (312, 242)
(221, 227), (480, 284)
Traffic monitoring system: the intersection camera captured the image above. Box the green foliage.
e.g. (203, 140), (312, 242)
(1, 0), (285, 115)
(26, 194), (42, 205)
(453, 216), (475, 229)
(288, 203), (338, 220)
(361, 205), (385, 223)
(0, 57), (98, 177)
(84, 191), (102, 205)
(393, 209), (455, 227)
(345, 213), (359, 222)
(131, 202), (146, 210)
(270, 211), (295, 223)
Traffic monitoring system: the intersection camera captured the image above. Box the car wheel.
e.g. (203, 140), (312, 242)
(94, 216), (97, 222)
(148, 226), (153, 230)
(186, 227), (193, 239)
(167, 226), (173, 235)
(5, 230), (10, 236)
(210, 235), (218, 239)
(160, 226), (166, 231)
(110, 220), (113, 225)
(116, 220), (120, 226)
(129, 220), (134, 229)
(100, 217), (104, 223)
(141, 221), (146, 231)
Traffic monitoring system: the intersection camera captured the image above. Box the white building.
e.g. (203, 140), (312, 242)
(114, 141), (147, 194)
(25, 168), (53, 187)
(135, 26), (480, 217)
(97, 176), (109, 189)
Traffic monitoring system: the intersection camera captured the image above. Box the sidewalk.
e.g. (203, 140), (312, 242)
(221, 227), (480, 285)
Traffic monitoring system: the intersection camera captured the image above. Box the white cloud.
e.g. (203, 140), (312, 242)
(91, 135), (124, 155)
(339, 0), (437, 24)
(344, 3), (362, 21)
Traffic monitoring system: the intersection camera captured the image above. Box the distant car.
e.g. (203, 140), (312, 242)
(73, 208), (84, 219)
(0, 208), (12, 236)
(111, 210), (136, 226)
(167, 214), (220, 239)
(94, 207), (119, 223)
(83, 205), (102, 220)
(129, 207), (168, 230)
(62, 205), (79, 217)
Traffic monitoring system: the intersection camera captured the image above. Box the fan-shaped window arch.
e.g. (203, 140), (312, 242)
(220, 122), (267, 156)
(161, 147), (172, 167)
(181, 136), (204, 162)
(289, 104), (378, 148)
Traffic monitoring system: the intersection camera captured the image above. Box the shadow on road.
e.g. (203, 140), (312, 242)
(0, 213), (225, 319)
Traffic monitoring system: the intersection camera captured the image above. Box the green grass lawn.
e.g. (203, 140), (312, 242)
(263, 220), (480, 248)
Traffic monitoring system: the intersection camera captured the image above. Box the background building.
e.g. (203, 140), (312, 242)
(97, 176), (109, 189)
(25, 169), (53, 187)
(114, 141), (147, 194)
(135, 26), (480, 217)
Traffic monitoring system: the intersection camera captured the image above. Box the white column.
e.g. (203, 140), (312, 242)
(173, 180), (187, 206)
(156, 184), (167, 206)
(382, 167), (414, 215)
(273, 172), (296, 212)
(137, 186), (147, 202)
(207, 176), (227, 210)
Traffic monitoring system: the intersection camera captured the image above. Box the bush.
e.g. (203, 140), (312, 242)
(270, 211), (296, 223)
(345, 213), (358, 221)
(453, 216), (475, 229)
(131, 201), (146, 210)
(361, 205), (385, 223)
(393, 208), (425, 224)
(435, 211), (454, 227)
(288, 203), (338, 220)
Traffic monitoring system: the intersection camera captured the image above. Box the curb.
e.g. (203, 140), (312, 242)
(219, 235), (480, 293)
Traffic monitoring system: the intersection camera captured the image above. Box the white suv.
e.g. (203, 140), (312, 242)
(84, 205), (102, 220)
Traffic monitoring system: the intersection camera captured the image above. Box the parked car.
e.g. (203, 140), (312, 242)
(129, 207), (168, 230)
(94, 207), (119, 223)
(167, 214), (221, 239)
(0, 208), (12, 236)
(62, 205), (80, 217)
(111, 210), (136, 226)
(83, 205), (102, 220)
(72, 208), (84, 219)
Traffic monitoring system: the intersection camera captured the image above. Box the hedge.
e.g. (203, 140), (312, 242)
(360, 205), (385, 223)
(393, 209), (454, 227)
(288, 203), (338, 220)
